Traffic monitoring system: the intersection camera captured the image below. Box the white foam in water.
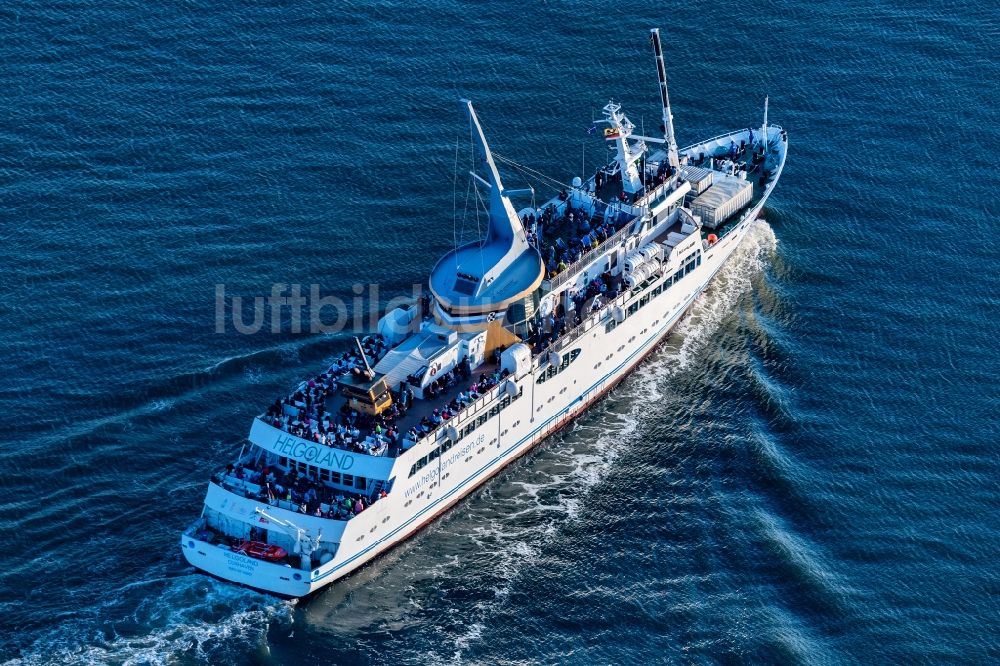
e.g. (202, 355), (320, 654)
(243, 364), (265, 384)
(6, 576), (294, 666)
(663, 220), (777, 374)
(439, 220), (777, 662)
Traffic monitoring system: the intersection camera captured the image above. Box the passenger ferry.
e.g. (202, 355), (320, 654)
(180, 29), (788, 597)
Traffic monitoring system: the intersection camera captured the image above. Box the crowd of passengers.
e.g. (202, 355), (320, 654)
(404, 359), (512, 445)
(221, 459), (388, 520)
(262, 333), (517, 456)
(526, 162), (679, 279)
(523, 201), (627, 280)
(262, 334), (405, 455)
(523, 270), (620, 354)
(597, 162), (678, 203)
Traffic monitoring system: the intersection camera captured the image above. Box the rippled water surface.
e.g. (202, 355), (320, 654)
(2, 0), (998, 664)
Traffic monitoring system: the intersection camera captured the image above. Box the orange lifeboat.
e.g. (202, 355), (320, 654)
(232, 540), (288, 562)
(707, 234), (718, 245)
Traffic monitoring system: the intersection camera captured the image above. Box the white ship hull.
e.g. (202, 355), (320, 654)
(181, 135), (783, 597)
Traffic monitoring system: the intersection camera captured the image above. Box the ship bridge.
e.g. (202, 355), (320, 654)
(428, 100), (544, 333)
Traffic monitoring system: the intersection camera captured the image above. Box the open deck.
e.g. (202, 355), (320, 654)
(252, 128), (786, 485)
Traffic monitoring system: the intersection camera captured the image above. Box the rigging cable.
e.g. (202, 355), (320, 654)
(493, 153), (574, 195)
(472, 179), (489, 278)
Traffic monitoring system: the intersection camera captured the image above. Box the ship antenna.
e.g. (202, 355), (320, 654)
(650, 28), (679, 168)
(761, 95), (769, 154)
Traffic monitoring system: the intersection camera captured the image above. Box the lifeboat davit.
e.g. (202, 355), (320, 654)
(232, 540), (288, 562)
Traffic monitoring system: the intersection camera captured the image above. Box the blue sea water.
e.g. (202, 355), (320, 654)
(1, 0), (998, 663)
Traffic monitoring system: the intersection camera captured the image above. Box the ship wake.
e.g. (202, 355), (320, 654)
(5, 575), (294, 666)
(423, 220), (780, 663)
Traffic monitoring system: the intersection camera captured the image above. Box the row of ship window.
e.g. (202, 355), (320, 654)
(279, 456), (369, 491)
(404, 249), (703, 482)
(408, 386), (525, 478)
(408, 438), (457, 478)
(607, 252), (703, 333)
(457, 386), (524, 438)
(536, 348), (583, 384)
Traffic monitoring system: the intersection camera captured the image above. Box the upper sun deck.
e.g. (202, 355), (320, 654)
(429, 240), (544, 313)
(534, 169), (688, 294)
(251, 352), (514, 456)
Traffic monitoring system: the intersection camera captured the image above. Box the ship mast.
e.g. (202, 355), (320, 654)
(650, 28), (679, 169)
(461, 99), (530, 251)
(761, 95), (769, 153)
(602, 100), (645, 194)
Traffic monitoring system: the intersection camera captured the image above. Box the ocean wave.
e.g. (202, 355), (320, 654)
(5, 576), (293, 666)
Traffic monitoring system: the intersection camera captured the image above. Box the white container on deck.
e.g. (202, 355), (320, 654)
(689, 173), (753, 229)
(679, 165), (714, 195)
(501, 343), (532, 378)
(623, 252), (645, 274)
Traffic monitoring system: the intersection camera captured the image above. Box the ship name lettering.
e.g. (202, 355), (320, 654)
(223, 551), (258, 575)
(271, 434), (354, 470)
(442, 434), (482, 471)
